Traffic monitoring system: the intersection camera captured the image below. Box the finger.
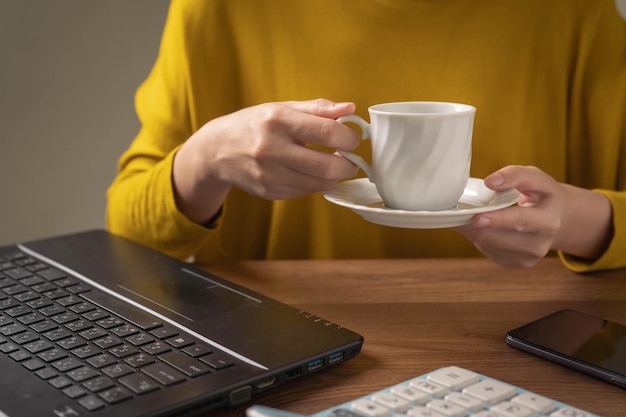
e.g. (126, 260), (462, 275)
(248, 164), (346, 200)
(472, 205), (548, 234)
(457, 224), (549, 268)
(280, 143), (358, 180)
(484, 165), (556, 194)
(281, 113), (360, 152)
(286, 98), (356, 119)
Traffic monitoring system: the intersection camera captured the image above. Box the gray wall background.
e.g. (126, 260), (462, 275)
(1, 1), (625, 246)
(0, 1), (170, 246)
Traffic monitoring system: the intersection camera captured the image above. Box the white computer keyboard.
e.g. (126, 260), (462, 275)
(247, 366), (599, 417)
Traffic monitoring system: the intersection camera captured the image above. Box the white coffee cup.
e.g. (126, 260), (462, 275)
(338, 101), (475, 211)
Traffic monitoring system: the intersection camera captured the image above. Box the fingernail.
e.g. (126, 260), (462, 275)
(334, 102), (352, 108)
(475, 216), (491, 227)
(486, 173), (505, 187)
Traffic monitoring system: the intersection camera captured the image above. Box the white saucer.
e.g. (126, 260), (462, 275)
(323, 178), (520, 229)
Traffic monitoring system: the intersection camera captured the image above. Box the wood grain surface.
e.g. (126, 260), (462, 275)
(200, 257), (626, 416)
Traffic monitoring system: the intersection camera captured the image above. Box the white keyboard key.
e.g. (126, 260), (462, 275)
(490, 401), (534, 417)
(351, 399), (391, 417)
(372, 392), (411, 412)
(511, 392), (556, 414)
(428, 366), (480, 391)
(472, 412), (505, 417)
(391, 385), (429, 404)
(551, 408), (595, 417)
(406, 406), (445, 417)
(462, 379), (516, 405)
(426, 399), (467, 417)
(444, 392), (485, 412)
(410, 379), (447, 398)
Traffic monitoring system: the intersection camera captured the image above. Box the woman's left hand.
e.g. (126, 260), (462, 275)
(455, 165), (613, 268)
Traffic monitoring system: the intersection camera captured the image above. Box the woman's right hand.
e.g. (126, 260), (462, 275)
(172, 99), (361, 224)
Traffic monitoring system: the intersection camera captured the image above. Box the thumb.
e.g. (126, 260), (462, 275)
(484, 165), (554, 193)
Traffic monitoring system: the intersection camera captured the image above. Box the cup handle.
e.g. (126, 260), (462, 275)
(336, 115), (374, 181)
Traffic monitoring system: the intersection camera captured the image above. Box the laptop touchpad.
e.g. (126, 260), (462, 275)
(115, 268), (261, 322)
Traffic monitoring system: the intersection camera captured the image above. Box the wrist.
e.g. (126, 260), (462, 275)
(172, 138), (231, 225)
(556, 185), (613, 260)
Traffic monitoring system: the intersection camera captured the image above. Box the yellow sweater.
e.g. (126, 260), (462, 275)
(107, 0), (626, 271)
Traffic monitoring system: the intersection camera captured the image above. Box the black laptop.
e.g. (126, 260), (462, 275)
(0, 230), (363, 416)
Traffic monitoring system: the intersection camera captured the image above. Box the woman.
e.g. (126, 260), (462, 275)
(107, 0), (626, 271)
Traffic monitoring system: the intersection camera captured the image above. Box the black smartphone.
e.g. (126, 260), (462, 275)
(506, 309), (626, 389)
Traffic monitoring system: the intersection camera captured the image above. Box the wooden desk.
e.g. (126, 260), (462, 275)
(203, 257), (626, 416)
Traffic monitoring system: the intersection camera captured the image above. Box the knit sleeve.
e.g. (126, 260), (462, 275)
(106, 0), (217, 260)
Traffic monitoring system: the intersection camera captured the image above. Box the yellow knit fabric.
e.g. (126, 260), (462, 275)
(107, 0), (626, 271)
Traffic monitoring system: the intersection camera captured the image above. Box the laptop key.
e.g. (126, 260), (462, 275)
(78, 395), (106, 411)
(5, 305), (33, 317)
(142, 362), (186, 386)
(35, 367), (58, 380)
(66, 366), (100, 382)
(109, 344), (139, 358)
(38, 348), (69, 362)
(126, 332), (155, 346)
(22, 358), (46, 371)
(9, 349), (31, 361)
(4, 284), (28, 295)
(86, 353), (118, 368)
(11, 330), (39, 344)
(124, 352), (156, 368)
(83, 376), (116, 392)
(160, 350), (212, 377)
(0, 341), (20, 353)
(30, 320), (59, 333)
(141, 340), (171, 355)
(102, 363), (134, 378)
(78, 327), (108, 340)
(200, 353), (236, 370)
(119, 372), (160, 394)
(1, 322), (27, 336)
(82, 308), (109, 321)
(182, 343), (212, 357)
(44, 327), (72, 341)
(23, 339), (54, 353)
(17, 312), (45, 325)
(72, 344), (101, 359)
(0, 298), (21, 309)
(111, 324), (140, 338)
(149, 326), (178, 339)
(49, 375), (73, 389)
(51, 357), (83, 372)
(0, 278), (16, 289)
(57, 336), (87, 350)
(165, 334), (194, 348)
(36, 268), (67, 281)
(62, 384), (89, 399)
(4, 268), (32, 280)
(26, 298), (53, 309)
(99, 386), (133, 404)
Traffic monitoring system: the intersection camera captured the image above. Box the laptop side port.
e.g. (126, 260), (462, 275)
(307, 358), (323, 373)
(285, 366), (303, 380)
(256, 375), (277, 390)
(229, 385), (252, 405)
(328, 351), (344, 364)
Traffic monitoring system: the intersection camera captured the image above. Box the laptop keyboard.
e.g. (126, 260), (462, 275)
(0, 249), (237, 412)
